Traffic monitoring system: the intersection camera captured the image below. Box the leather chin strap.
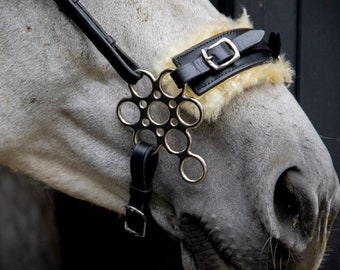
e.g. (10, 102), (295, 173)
(124, 142), (158, 237)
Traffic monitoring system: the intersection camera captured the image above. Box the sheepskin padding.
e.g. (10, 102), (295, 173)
(154, 11), (294, 122)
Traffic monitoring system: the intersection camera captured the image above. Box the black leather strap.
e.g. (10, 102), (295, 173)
(54, 0), (142, 84)
(124, 142), (158, 237)
(171, 29), (280, 95)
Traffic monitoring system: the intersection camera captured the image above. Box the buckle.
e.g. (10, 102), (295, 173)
(124, 205), (147, 237)
(201, 37), (240, 70)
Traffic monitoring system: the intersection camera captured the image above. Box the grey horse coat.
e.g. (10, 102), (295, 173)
(1, 0), (339, 269)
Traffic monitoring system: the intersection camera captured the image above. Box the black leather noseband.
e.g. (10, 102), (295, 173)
(171, 29), (280, 95)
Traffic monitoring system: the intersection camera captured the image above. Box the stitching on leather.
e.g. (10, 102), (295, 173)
(174, 29), (247, 65)
(194, 55), (271, 92)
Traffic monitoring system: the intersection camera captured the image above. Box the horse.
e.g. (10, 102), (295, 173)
(1, 0), (339, 269)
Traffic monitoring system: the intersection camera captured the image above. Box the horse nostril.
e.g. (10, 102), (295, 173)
(274, 169), (301, 228)
(273, 168), (317, 244)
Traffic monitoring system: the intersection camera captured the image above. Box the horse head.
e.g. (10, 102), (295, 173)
(1, 0), (339, 269)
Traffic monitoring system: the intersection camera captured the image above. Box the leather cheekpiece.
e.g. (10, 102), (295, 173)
(54, 0), (142, 84)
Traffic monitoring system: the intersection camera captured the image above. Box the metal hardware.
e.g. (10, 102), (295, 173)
(117, 68), (207, 183)
(201, 37), (240, 70)
(124, 205), (147, 237)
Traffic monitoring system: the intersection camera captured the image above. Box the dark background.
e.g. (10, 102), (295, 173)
(1, 0), (339, 269)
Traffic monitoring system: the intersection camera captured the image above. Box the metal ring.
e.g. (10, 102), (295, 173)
(129, 69), (156, 98)
(164, 128), (191, 155)
(158, 68), (183, 99)
(179, 153), (207, 183)
(117, 99), (141, 126)
(176, 98), (203, 127)
(147, 100), (171, 126)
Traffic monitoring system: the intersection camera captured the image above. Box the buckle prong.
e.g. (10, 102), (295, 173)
(201, 37), (240, 70)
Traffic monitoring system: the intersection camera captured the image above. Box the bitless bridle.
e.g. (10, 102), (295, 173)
(54, 0), (280, 237)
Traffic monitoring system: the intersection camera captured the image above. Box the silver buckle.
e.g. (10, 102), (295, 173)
(201, 37), (240, 70)
(124, 206), (147, 237)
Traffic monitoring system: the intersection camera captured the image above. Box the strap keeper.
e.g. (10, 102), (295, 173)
(129, 185), (152, 201)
